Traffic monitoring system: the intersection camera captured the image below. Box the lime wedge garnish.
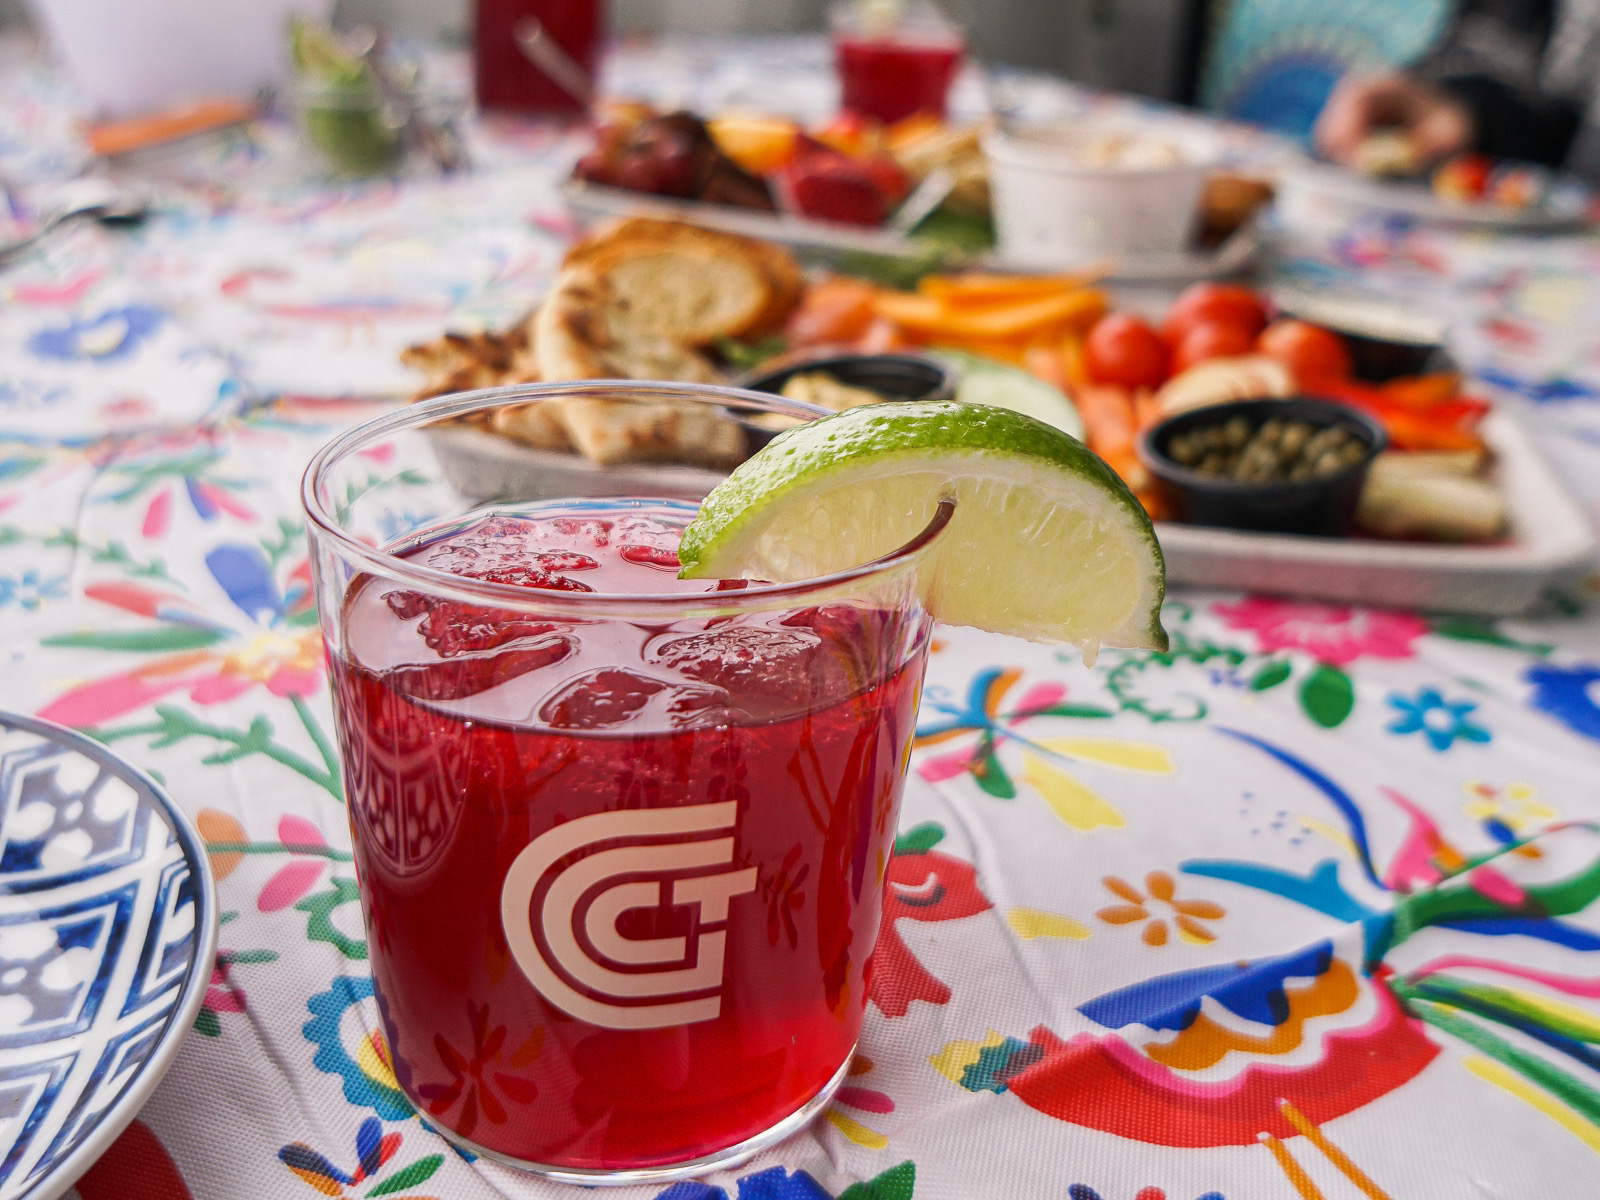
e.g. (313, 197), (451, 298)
(678, 400), (1167, 651)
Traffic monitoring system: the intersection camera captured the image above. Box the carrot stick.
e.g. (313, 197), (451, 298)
(1024, 344), (1068, 392)
(88, 97), (257, 156)
(1380, 372), (1461, 410)
(1075, 384), (1136, 456)
(1059, 332), (1090, 394)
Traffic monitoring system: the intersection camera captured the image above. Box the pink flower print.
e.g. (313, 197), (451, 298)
(259, 816), (334, 912)
(142, 488), (172, 538)
(204, 961), (246, 1015)
(825, 1055), (896, 1148)
(195, 946), (278, 1037)
(1213, 596), (1426, 665)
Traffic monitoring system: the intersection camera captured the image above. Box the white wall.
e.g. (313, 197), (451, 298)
(5, 0), (1196, 100)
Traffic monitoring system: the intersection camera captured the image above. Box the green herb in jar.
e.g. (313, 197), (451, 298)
(290, 18), (401, 177)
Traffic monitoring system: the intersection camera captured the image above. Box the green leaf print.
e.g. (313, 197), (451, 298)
(893, 823), (945, 855)
(367, 1154), (443, 1196)
(92, 705), (342, 801)
(296, 877), (368, 960)
(1429, 613), (1554, 657)
(0, 455), (44, 484)
(43, 628), (227, 653)
(839, 1161), (916, 1200)
(1249, 660), (1292, 692)
(971, 734), (1015, 798)
(1028, 703), (1115, 719)
(1299, 664), (1354, 728)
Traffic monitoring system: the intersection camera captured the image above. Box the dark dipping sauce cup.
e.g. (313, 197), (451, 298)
(736, 353), (957, 405)
(1138, 397), (1387, 536)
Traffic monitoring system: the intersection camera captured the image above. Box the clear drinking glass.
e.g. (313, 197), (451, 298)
(831, 0), (965, 124)
(302, 382), (947, 1183)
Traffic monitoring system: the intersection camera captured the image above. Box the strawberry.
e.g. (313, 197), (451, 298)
(780, 151), (906, 226)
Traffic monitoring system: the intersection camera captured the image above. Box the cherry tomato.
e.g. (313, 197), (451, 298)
(1256, 319), (1352, 382)
(1085, 313), (1169, 389)
(1170, 320), (1257, 374)
(1161, 283), (1269, 345)
(1434, 153), (1493, 203)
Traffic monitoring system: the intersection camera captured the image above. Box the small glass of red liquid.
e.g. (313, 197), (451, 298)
(302, 382), (947, 1184)
(475, 0), (600, 114)
(831, 0), (965, 124)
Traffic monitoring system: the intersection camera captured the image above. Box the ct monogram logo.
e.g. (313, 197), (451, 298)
(499, 801), (758, 1030)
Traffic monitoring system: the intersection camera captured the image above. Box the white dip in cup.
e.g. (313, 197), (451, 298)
(982, 122), (1219, 267)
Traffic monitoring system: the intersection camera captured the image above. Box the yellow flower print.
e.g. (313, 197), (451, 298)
(1462, 780), (1556, 833)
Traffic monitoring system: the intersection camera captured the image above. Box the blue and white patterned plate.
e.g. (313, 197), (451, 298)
(0, 712), (216, 1200)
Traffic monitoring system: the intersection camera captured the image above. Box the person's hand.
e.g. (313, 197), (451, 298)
(1313, 72), (1474, 168)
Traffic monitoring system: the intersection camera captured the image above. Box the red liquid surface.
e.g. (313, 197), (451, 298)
(835, 34), (963, 124)
(330, 503), (927, 1169)
(475, 0), (600, 114)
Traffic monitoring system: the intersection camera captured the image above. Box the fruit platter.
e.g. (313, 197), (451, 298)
(563, 103), (1270, 281)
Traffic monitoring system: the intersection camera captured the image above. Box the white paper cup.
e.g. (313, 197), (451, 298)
(982, 123), (1217, 267)
(27, 0), (334, 118)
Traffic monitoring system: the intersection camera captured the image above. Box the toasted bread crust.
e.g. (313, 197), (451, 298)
(535, 265), (721, 384)
(555, 396), (746, 467)
(565, 217), (801, 340)
(400, 219), (797, 466)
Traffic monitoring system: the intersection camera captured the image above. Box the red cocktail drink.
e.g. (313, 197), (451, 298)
(831, 1), (964, 124)
(475, 0), (600, 114)
(304, 385), (942, 1183)
(835, 34), (963, 124)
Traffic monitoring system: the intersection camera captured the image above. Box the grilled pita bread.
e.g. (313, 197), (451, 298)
(401, 219), (801, 467)
(534, 266), (721, 384)
(553, 396), (746, 467)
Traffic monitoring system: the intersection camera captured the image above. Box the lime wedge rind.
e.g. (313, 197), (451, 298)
(678, 400), (1167, 652)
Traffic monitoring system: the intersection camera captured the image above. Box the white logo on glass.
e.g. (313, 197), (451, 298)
(500, 802), (757, 1029)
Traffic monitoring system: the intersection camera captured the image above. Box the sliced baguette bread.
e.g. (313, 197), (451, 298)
(563, 217), (800, 342)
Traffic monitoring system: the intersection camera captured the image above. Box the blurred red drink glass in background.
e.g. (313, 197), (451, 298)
(831, 0), (964, 124)
(476, 0), (601, 114)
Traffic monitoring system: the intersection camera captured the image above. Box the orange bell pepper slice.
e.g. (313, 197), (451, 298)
(884, 112), (944, 152)
(1309, 379), (1488, 453)
(917, 273), (1104, 308)
(872, 287), (1108, 341)
(1377, 409), (1487, 452)
(89, 97), (257, 156)
(1379, 372), (1461, 410)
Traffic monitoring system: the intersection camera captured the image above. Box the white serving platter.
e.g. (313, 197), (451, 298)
(1155, 409), (1598, 615)
(1278, 163), (1591, 232)
(425, 424), (730, 505)
(561, 179), (1259, 283)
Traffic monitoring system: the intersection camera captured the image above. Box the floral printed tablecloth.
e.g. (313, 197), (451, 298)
(9, 31), (1600, 1200)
